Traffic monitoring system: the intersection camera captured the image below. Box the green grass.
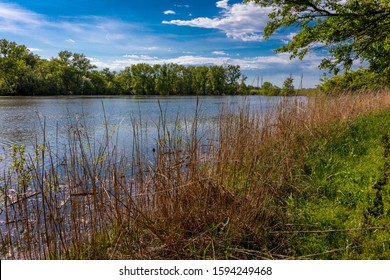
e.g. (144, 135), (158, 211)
(282, 111), (390, 259)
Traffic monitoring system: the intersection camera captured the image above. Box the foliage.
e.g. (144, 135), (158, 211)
(249, 0), (390, 75)
(0, 39), (248, 96)
(0, 39), (41, 95)
(281, 76), (295, 95)
(320, 68), (390, 93)
(260, 81), (281, 95)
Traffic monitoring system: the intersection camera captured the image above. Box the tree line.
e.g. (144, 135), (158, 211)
(0, 39), (249, 96)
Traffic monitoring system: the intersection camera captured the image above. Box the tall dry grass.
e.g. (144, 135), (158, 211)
(1, 91), (390, 259)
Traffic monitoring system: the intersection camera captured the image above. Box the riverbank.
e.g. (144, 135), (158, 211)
(279, 109), (390, 259)
(1, 91), (390, 259)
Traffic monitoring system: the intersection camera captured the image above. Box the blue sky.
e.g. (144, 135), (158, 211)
(0, 0), (327, 87)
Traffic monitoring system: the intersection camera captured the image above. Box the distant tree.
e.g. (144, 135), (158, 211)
(261, 81), (281, 96)
(281, 77), (295, 96)
(181, 66), (195, 95)
(117, 67), (133, 94)
(226, 65), (242, 95)
(207, 66), (227, 95)
(130, 63), (155, 95)
(238, 75), (249, 95)
(0, 39), (40, 95)
(51, 50), (96, 95)
(194, 66), (209, 95)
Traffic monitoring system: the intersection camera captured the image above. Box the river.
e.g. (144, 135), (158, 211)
(0, 95), (288, 165)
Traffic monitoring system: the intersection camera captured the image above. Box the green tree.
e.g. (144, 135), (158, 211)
(117, 67), (133, 94)
(207, 66), (227, 95)
(250, 0), (390, 74)
(51, 51), (96, 95)
(0, 39), (41, 95)
(194, 66), (209, 95)
(130, 63), (156, 95)
(181, 66), (196, 95)
(226, 65), (242, 95)
(238, 75), (249, 95)
(281, 76), (295, 95)
(261, 81), (281, 96)
(319, 68), (387, 93)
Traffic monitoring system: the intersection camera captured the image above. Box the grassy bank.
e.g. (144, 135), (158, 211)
(1, 91), (390, 259)
(279, 110), (390, 259)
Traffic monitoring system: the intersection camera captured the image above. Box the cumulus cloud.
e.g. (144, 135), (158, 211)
(216, 0), (230, 9)
(66, 38), (76, 43)
(163, 0), (272, 42)
(164, 10), (176, 15)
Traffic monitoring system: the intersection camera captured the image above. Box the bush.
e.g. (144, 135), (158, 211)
(319, 68), (390, 94)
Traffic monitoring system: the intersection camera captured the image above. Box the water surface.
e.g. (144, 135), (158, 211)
(0, 95), (292, 170)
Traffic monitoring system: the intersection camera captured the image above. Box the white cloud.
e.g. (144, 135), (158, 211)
(287, 32), (297, 40)
(174, 4), (190, 8)
(143, 46), (159, 51)
(212, 51), (228, 56)
(164, 10), (176, 15)
(28, 47), (41, 52)
(216, 0), (229, 10)
(0, 3), (144, 49)
(281, 32), (297, 44)
(122, 54), (157, 60)
(0, 4), (138, 58)
(0, 2), (47, 34)
(163, 0), (272, 42)
(0, 3), (44, 26)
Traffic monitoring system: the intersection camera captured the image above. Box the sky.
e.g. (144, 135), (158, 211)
(0, 0), (328, 88)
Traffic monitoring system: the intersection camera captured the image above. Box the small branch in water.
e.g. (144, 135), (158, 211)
(70, 192), (100, 197)
(6, 191), (40, 207)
